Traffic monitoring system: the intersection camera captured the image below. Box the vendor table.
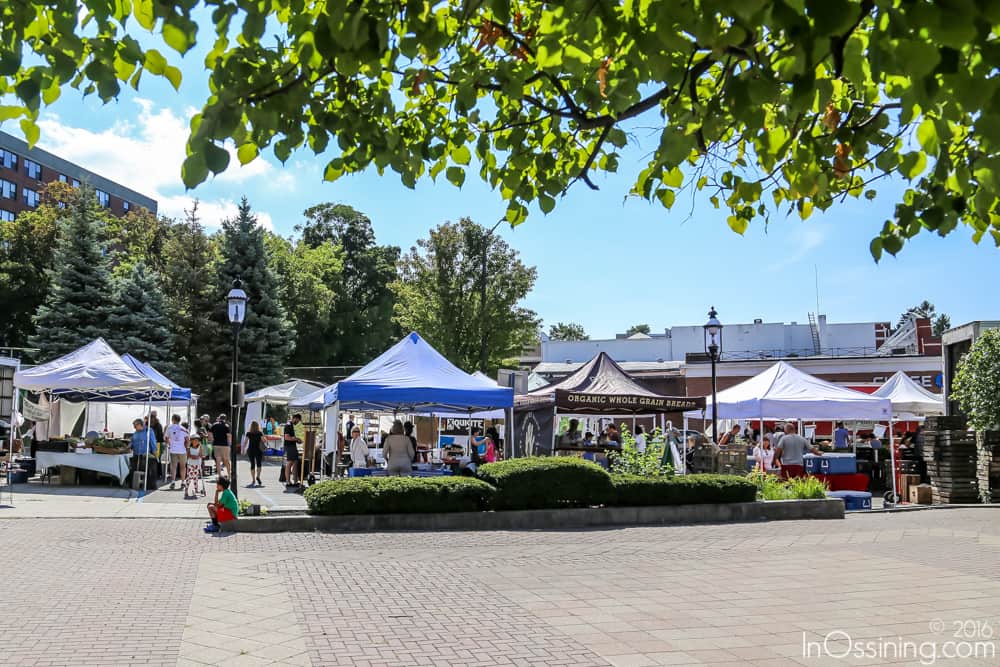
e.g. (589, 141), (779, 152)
(349, 468), (452, 478)
(35, 451), (131, 485)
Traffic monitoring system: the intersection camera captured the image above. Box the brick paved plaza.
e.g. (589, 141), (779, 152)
(2, 509), (1000, 666)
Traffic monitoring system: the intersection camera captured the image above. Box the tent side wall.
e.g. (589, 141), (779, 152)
(512, 407), (555, 457)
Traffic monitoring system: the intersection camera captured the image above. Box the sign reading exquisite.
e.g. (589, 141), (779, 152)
(554, 390), (705, 413)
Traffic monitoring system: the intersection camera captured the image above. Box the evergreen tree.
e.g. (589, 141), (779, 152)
(29, 188), (115, 361)
(105, 260), (177, 376)
(160, 202), (217, 391)
(207, 198), (292, 411)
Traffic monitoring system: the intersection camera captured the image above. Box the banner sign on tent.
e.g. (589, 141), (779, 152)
(554, 390), (704, 414)
(441, 417), (486, 435)
(513, 409), (554, 457)
(22, 399), (49, 422)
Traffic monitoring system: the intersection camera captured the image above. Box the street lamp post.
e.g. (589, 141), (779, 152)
(227, 279), (248, 498)
(703, 306), (723, 443)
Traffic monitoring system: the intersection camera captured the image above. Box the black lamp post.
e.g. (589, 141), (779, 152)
(227, 279), (248, 497)
(703, 306), (723, 443)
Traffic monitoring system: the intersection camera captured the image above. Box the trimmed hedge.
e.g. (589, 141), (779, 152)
(478, 457), (614, 510)
(304, 477), (496, 515)
(611, 473), (757, 506)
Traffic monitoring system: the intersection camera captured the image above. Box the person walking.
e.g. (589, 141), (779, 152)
(210, 414), (231, 479)
(244, 420), (265, 487)
(185, 435), (205, 498)
(383, 420), (414, 476)
(349, 426), (369, 472)
(283, 413), (303, 488)
(164, 414), (189, 490)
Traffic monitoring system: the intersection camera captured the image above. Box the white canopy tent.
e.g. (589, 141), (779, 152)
(871, 371), (945, 417)
(683, 361), (902, 501)
(243, 379), (324, 431)
(13, 339), (173, 495)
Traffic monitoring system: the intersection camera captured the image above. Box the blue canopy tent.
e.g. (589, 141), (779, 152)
(290, 333), (513, 462)
(121, 354), (192, 402)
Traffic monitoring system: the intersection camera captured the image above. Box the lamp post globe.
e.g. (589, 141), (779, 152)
(227, 279), (248, 496)
(703, 307), (723, 444)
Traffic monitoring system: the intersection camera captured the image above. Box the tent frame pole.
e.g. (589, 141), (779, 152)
(550, 406), (558, 456)
(888, 416), (899, 506)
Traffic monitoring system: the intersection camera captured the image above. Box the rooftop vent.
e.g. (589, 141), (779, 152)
(754, 318), (763, 324)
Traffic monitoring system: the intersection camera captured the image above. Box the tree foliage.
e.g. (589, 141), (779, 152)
(159, 202), (218, 390)
(207, 198), (292, 407)
(4, 1), (1000, 255)
(952, 329), (1000, 431)
(548, 322), (588, 341)
(105, 259), (177, 376)
(296, 203), (399, 364)
(392, 218), (538, 373)
(28, 188), (115, 360)
(626, 323), (652, 336)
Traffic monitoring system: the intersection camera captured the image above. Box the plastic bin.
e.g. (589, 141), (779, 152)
(819, 453), (857, 475)
(828, 490), (872, 511)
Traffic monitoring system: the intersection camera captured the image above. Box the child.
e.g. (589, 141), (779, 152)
(185, 435), (205, 499)
(205, 477), (239, 533)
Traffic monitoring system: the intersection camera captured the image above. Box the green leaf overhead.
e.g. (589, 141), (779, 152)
(4, 0), (1000, 256)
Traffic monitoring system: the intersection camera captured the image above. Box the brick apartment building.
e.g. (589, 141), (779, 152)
(0, 130), (157, 221)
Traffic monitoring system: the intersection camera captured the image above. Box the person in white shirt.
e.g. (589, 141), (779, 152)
(753, 435), (777, 472)
(164, 414), (189, 490)
(349, 426), (369, 471)
(634, 425), (647, 454)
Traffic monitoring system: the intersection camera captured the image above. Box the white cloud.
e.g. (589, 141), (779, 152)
(34, 98), (283, 227)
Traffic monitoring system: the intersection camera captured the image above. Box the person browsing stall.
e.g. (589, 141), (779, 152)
(283, 414), (303, 488)
(349, 426), (369, 471)
(833, 421), (851, 450)
(753, 435), (777, 472)
(383, 420), (415, 476)
(128, 418), (157, 485)
(774, 423), (821, 478)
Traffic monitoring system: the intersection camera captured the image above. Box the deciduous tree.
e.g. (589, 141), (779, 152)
(952, 329), (1000, 431)
(392, 218), (538, 373)
(548, 323), (589, 341)
(5, 1), (1000, 255)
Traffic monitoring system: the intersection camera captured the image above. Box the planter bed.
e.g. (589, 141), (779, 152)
(222, 498), (843, 533)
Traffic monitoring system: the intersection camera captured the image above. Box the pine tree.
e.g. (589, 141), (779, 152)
(160, 202), (217, 392)
(29, 188), (115, 361)
(105, 260), (177, 377)
(207, 197), (292, 411)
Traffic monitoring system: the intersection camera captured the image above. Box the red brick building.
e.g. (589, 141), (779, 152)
(0, 130), (157, 221)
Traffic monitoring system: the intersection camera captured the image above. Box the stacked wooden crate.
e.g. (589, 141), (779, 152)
(976, 430), (1000, 504)
(922, 416), (979, 504)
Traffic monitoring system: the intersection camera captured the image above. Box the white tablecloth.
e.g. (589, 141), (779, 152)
(35, 452), (132, 484)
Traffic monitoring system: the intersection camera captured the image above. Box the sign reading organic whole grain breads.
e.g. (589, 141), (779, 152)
(554, 389), (704, 413)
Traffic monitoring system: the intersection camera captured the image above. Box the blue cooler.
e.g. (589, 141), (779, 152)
(819, 453), (857, 475)
(803, 454), (822, 474)
(348, 467), (375, 477)
(828, 490), (872, 511)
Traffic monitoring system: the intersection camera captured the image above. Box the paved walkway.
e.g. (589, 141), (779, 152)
(2, 509), (1000, 665)
(1, 459), (307, 518)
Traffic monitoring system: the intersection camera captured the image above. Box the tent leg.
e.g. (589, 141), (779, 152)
(550, 407), (558, 457)
(889, 417), (898, 506)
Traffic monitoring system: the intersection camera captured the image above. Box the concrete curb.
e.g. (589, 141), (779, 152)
(222, 498), (845, 533)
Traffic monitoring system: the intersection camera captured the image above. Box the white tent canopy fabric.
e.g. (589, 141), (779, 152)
(244, 379), (324, 405)
(683, 361), (892, 420)
(872, 371), (945, 416)
(14, 338), (172, 400)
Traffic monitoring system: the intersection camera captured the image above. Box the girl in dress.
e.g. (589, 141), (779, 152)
(185, 434), (205, 499)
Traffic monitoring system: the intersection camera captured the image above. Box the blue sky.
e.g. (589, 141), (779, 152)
(7, 33), (996, 339)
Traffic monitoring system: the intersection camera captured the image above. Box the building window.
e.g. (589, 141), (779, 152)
(58, 174), (68, 183)
(0, 150), (17, 170)
(123, 201), (130, 212)
(0, 209), (14, 222)
(71, 178), (80, 188)
(24, 159), (41, 180)
(95, 189), (110, 207)
(22, 188), (39, 208)
(0, 179), (15, 200)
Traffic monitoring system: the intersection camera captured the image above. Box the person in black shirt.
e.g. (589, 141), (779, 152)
(283, 414), (303, 488)
(244, 420), (265, 487)
(210, 414), (231, 478)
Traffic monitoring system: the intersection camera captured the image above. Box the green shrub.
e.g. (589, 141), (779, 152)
(611, 473), (757, 506)
(610, 425), (674, 477)
(747, 471), (830, 500)
(304, 476), (496, 515)
(478, 457), (615, 510)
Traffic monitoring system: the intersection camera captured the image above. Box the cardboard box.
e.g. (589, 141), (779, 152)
(909, 484), (932, 505)
(900, 474), (921, 499)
